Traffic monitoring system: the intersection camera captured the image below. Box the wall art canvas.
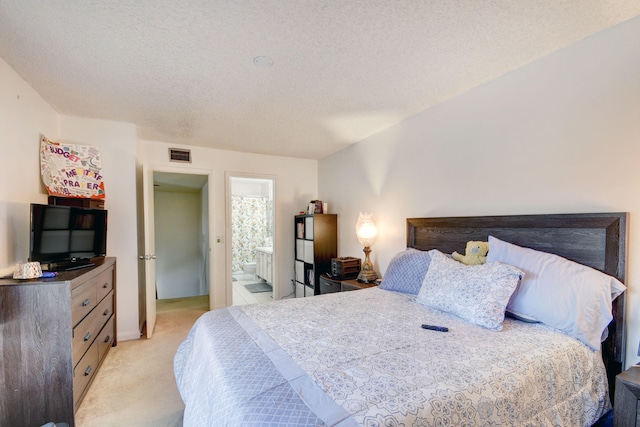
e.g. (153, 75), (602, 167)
(40, 136), (106, 199)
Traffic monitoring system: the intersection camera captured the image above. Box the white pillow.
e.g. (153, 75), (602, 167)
(486, 236), (626, 350)
(416, 250), (523, 331)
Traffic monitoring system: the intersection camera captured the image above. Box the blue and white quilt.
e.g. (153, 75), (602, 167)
(174, 287), (610, 426)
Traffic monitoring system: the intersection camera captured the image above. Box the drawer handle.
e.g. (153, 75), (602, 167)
(82, 298), (91, 307)
(104, 335), (111, 343)
(102, 283), (108, 289)
(83, 332), (92, 342)
(103, 309), (110, 316)
(84, 365), (93, 376)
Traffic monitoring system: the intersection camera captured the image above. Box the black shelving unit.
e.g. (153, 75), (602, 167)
(294, 214), (337, 297)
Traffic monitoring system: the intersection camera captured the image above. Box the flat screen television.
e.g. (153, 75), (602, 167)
(29, 203), (107, 271)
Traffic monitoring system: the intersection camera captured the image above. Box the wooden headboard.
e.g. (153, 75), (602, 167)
(407, 212), (628, 397)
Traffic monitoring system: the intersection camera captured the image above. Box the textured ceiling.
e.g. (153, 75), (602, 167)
(1, 1), (639, 160)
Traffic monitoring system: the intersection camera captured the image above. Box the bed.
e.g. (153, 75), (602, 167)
(174, 213), (628, 426)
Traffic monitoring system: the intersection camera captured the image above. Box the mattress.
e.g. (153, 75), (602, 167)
(174, 287), (610, 426)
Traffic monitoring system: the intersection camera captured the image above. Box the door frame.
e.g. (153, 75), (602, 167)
(141, 163), (215, 337)
(225, 172), (277, 306)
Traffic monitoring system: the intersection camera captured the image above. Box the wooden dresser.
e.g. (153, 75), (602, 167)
(0, 257), (116, 427)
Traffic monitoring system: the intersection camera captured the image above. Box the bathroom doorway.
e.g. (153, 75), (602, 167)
(228, 175), (275, 306)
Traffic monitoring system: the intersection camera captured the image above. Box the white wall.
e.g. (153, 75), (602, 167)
(138, 140), (318, 309)
(0, 58), (59, 274)
(319, 16), (640, 367)
(57, 116), (139, 341)
(154, 190), (205, 299)
(0, 57), (141, 341)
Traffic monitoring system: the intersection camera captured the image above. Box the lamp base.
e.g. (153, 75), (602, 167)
(357, 268), (378, 283)
(357, 246), (378, 283)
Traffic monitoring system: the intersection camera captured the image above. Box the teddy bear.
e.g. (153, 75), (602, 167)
(452, 241), (490, 265)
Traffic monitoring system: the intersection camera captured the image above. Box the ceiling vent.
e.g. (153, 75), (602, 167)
(169, 148), (191, 163)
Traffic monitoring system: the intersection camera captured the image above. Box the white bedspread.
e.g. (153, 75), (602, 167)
(175, 287), (610, 426)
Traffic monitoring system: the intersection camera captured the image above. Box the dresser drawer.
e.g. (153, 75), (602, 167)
(72, 291), (114, 366)
(98, 316), (115, 363)
(96, 267), (114, 302)
(73, 343), (98, 407)
(71, 281), (98, 326)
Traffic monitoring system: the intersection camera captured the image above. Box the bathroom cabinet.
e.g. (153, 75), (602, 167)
(255, 247), (273, 284)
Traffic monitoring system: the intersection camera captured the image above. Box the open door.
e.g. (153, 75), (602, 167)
(141, 163), (157, 338)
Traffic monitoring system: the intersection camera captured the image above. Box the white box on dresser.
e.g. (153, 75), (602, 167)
(0, 257), (117, 427)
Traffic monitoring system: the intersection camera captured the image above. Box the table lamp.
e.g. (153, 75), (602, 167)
(356, 212), (378, 283)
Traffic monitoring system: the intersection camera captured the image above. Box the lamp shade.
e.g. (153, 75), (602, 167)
(356, 212), (377, 247)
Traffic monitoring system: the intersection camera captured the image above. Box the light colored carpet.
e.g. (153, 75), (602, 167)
(75, 295), (209, 427)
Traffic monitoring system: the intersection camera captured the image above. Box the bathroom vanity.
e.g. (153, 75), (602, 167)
(255, 247), (273, 284)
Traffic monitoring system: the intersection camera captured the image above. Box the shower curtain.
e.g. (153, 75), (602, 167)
(231, 196), (270, 273)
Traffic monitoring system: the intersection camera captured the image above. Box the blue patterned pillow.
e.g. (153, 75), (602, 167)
(416, 250), (523, 330)
(379, 248), (433, 294)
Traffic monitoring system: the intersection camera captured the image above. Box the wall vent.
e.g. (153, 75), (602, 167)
(169, 148), (191, 163)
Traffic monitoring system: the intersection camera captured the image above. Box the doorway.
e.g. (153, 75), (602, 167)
(228, 175), (275, 306)
(153, 172), (209, 299)
(139, 165), (213, 338)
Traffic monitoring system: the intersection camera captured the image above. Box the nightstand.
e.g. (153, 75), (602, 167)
(614, 365), (640, 426)
(319, 274), (342, 294)
(341, 278), (378, 292)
